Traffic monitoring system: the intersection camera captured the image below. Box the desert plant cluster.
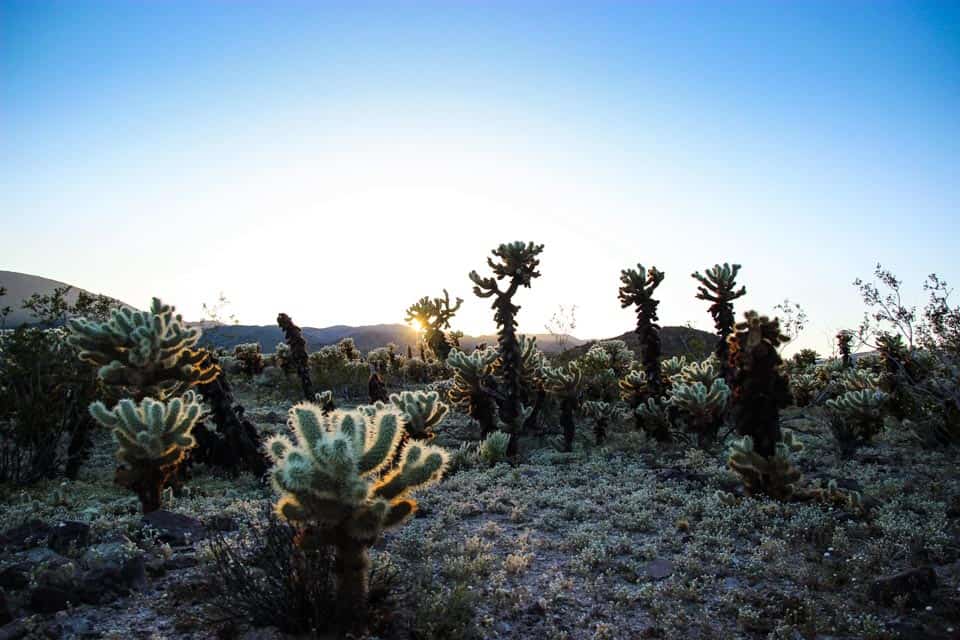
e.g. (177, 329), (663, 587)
(0, 250), (958, 639)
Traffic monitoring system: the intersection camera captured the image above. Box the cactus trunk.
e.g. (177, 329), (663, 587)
(334, 536), (370, 620)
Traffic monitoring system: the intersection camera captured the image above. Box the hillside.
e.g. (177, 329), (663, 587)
(556, 325), (718, 363)
(0, 270), (133, 327)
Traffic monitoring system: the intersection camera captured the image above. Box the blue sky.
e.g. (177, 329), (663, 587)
(2, 1), (958, 353)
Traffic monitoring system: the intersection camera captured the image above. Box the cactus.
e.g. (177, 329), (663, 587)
(692, 263), (746, 381)
(635, 397), (672, 443)
(469, 241), (544, 456)
(89, 391), (204, 512)
(668, 379), (731, 446)
(789, 372), (818, 407)
(315, 390), (336, 414)
(67, 298), (218, 400)
(542, 363), (583, 451)
(837, 330), (853, 369)
(266, 402), (448, 616)
(233, 342), (265, 377)
(387, 390), (449, 442)
(825, 388), (888, 457)
(726, 432), (804, 501)
(726, 311), (798, 498)
(368, 370), (388, 403)
(405, 289), (463, 362)
(677, 357), (721, 387)
(660, 355), (688, 384)
(277, 313), (313, 400)
(840, 368), (881, 392)
(447, 348), (500, 439)
(479, 431), (511, 466)
(583, 400), (622, 445)
(618, 264), (665, 397)
(618, 369), (653, 433)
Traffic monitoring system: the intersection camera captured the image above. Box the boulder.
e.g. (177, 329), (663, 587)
(47, 521), (91, 555)
(78, 539), (147, 602)
(0, 520), (51, 551)
(869, 567), (937, 606)
(143, 510), (206, 547)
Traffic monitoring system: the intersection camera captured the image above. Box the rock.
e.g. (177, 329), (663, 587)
(163, 555), (197, 571)
(0, 620), (27, 640)
(47, 521), (91, 555)
(142, 511), (206, 546)
(869, 567), (937, 606)
(947, 495), (960, 519)
(77, 539), (146, 603)
(0, 590), (10, 626)
(644, 559), (674, 580)
(0, 520), (51, 551)
(0, 564), (30, 591)
(29, 585), (73, 613)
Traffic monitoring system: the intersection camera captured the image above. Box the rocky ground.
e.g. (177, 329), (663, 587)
(1, 381), (959, 640)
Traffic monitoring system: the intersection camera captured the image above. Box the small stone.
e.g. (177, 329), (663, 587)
(645, 559), (674, 580)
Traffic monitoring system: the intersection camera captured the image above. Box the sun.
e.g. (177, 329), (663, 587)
(409, 319), (425, 334)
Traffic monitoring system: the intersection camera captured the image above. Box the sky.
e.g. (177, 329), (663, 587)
(2, 1), (958, 355)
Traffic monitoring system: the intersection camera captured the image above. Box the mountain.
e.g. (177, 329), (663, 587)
(555, 326), (718, 364)
(200, 324), (585, 354)
(0, 270), (133, 327)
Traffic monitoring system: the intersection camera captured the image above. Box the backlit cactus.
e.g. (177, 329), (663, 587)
(405, 289), (463, 362)
(266, 402), (449, 615)
(660, 356), (688, 384)
(388, 390), (449, 442)
(583, 400), (622, 445)
(837, 330), (853, 369)
(67, 298), (218, 400)
(825, 388), (888, 457)
(692, 263), (746, 380)
(618, 264), (665, 397)
(676, 357), (721, 387)
(447, 348), (500, 439)
(89, 391), (204, 512)
(635, 397), (672, 443)
(233, 342), (264, 376)
(668, 379), (731, 446)
(469, 241), (544, 456)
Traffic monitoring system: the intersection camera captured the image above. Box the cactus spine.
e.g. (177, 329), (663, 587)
(469, 241), (544, 456)
(266, 402), (448, 616)
(692, 263), (746, 381)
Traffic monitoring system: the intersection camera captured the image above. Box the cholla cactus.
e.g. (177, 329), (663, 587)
(837, 330), (853, 369)
(618, 370), (661, 439)
(635, 397), (672, 442)
(660, 355), (688, 383)
(447, 348), (499, 439)
(405, 289), (463, 362)
(727, 431), (803, 501)
(668, 379), (731, 445)
(67, 298), (218, 400)
(89, 391), (204, 512)
(825, 388), (888, 456)
(388, 390), (449, 441)
(789, 372), (819, 407)
(677, 357), (721, 387)
(840, 369), (881, 392)
(542, 363), (583, 451)
(618, 264), (665, 396)
(233, 343), (264, 376)
(479, 431), (511, 466)
(315, 390), (336, 414)
(692, 263), (746, 380)
(277, 313), (313, 400)
(583, 400), (622, 445)
(266, 402), (449, 614)
(470, 241), (545, 456)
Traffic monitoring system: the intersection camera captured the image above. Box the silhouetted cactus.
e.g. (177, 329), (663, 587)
(583, 400), (621, 446)
(368, 371), (388, 404)
(726, 311), (798, 499)
(234, 342), (265, 376)
(277, 313), (314, 400)
(618, 264), (665, 398)
(837, 330), (853, 369)
(266, 402), (448, 618)
(447, 348), (500, 439)
(469, 241), (544, 456)
(692, 263), (746, 381)
(90, 391), (204, 512)
(542, 363), (583, 452)
(635, 397), (672, 442)
(405, 289), (463, 362)
(727, 431), (803, 501)
(67, 298), (218, 400)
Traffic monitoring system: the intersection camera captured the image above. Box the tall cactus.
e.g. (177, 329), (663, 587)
(266, 403), (448, 616)
(469, 241), (544, 456)
(277, 312), (313, 400)
(67, 298), (218, 401)
(836, 330), (853, 369)
(618, 265), (665, 398)
(89, 391), (204, 512)
(405, 289), (463, 362)
(692, 263), (746, 381)
(447, 348), (500, 439)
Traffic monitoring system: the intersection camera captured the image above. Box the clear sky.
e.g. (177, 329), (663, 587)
(2, 1), (958, 354)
